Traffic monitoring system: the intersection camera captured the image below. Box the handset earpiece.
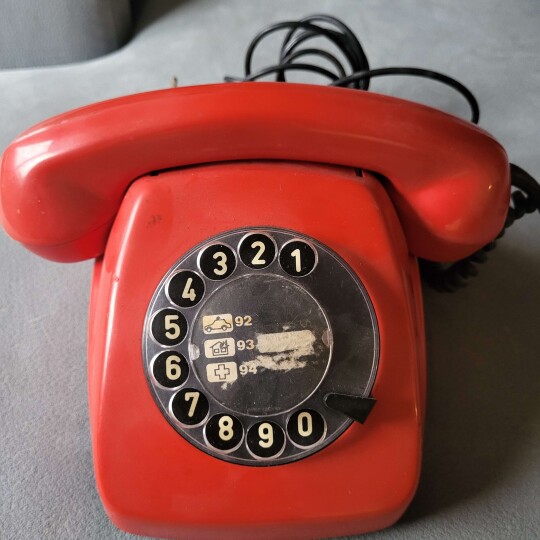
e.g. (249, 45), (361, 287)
(0, 83), (508, 263)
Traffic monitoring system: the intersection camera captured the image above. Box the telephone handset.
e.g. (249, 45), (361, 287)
(0, 83), (510, 538)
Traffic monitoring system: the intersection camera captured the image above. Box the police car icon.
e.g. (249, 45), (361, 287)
(203, 315), (233, 334)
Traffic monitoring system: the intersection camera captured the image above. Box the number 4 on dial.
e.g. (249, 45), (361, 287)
(168, 271), (205, 308)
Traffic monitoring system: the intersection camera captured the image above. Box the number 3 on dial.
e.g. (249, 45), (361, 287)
(212, 252), (228, 276)
(200, 244), (236, 280)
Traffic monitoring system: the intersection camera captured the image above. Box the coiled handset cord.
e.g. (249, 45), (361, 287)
(225, 14), (539, 292)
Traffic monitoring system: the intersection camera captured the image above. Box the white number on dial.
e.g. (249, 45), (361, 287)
(218, 415), (234, 441)
(165, 354), (182, 380)
(237, 339), (255, 351)
(291, 248), (302, 273)
(164, 314), (181, 339)
(184, 391), (200, 418)
(297, 411), (313, 437)
(213, 252), (228, 276)
(239, 364), (258, 375)
(250, 241), (266, 266)
(234, 315), (253, 326)
(181, 277), (197, 301)
(258, 422), (274, 448)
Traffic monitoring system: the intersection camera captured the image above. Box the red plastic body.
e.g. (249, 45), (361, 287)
(88, 162), (425, 538)
(0, 83), (511, 537)
(0, 83), (509, 263)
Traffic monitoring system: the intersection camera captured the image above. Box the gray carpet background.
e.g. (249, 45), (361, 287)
(0, 1), (539, 539)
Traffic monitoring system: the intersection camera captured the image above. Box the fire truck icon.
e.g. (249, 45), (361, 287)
(204, 337), (236, 359)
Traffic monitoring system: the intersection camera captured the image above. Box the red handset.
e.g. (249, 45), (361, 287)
(0, 83), (509, 538)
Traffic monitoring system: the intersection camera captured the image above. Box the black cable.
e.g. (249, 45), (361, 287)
(332, 67), (480, 124)
(226, 14), (478, 122)
(226, 14), (539, 291)
(241, 15), (370, 89)
(227, 62), (339, 83)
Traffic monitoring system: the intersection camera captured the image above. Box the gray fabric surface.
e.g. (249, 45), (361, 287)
(0, 0), (132, 68)
(0, 1), (539, 539)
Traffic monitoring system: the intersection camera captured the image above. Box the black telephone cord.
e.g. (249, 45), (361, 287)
(225, 14), (539, 291)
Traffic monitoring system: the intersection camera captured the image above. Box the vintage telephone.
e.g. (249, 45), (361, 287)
(1, 15), (538, 540)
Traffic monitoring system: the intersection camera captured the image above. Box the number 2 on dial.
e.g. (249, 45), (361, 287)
(250, 241), (266, 265)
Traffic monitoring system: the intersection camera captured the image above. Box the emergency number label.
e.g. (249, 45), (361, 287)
(204, 337), (236, 359)
(206, 361), (238, 383)
(202, 314), (234, 334)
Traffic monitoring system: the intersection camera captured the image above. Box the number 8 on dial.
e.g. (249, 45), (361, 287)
(205, 413), (243, 452)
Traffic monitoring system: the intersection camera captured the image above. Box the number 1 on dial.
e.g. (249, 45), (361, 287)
(291, 248), (302, 273)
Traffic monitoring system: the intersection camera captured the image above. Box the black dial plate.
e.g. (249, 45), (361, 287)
(143, 228), (379, 466)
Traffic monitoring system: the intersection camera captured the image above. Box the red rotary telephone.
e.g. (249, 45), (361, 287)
(0, 82), (509, 538)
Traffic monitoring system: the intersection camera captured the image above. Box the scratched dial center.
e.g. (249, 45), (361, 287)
(190, 274), (331, 416)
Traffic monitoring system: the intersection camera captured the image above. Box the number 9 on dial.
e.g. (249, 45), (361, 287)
(246, 421), (286, 459)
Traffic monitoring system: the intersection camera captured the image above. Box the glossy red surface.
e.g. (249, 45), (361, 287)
(88, 162), (425, 538)
(0, 83), (509, 263)
(0, 82), (511, 537)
